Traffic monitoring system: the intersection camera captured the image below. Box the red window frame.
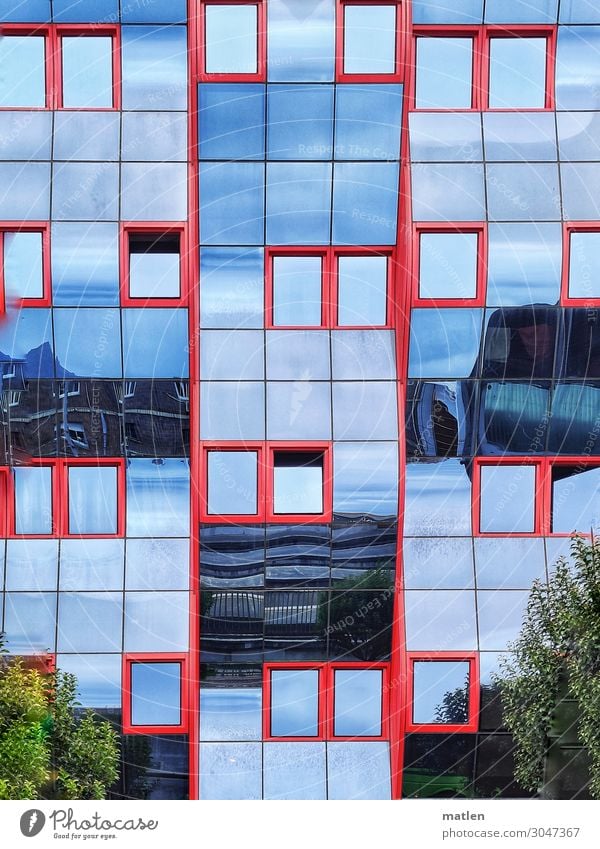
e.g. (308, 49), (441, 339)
(197, 0), (266, 83)
(0, 24), (121, 111)
(473, 457), (544, 537)
(120, 222), (188, 307)
(6, 458), (125, 539)
(405, 652), (479, 734)
(122, 653), (189, 735)
(200, 441), (333, 524)
(263, 661), (390, 742)
(336, 0), (405, 83)
(410, 25), (556, 112)
(412, 223), (487, 307)
(561, 222), (600, 307)
(0, 222), (51, 310)
(546, 457), (600, 538)
(0, 467), (8, 538)
(265, 246), (394, 330)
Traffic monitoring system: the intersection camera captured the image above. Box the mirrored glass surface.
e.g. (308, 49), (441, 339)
(56, 654), (121, 709)
(126, 458), (190, 537)
(0, 162), (50, 221)
(57, 592), (122, 652)
(199, 84), (265, 160)
(200, 687), (262, 740)
(409, 112), (482, 163)
(405, 590), (478, 650)
(481, 306), (557, 380)
(560, 0), (600, 22)
(406, 380), (474, 459)
(556, 27), (600, 109)
(126, 538), (189, 591)
(62, 36), (112, 108)
(267, 85), (333, 160)
(331, 330), (395, 380)
(327, 742), (391, 800)
(412, 164), (485, 222)
(3, 593), (56, 654)
(57, 379), (123, 458)
(200, 162), (264, 245)
(124, 591), (189, 651)
(59, 538), (124, 591)
(479, 464), (536, 533)
(201, 525), (264, 589)
(485, 0), (557, 23)
(477, 590), (529, 650)
(413, 661), (469, 725)
(0, 35), (45, 107)
(201, 330), (264, 380)
(561, 163), (600, 220)
(199, 743), (262, 800)
(200, 248), (264, 329)
(483, 112), (556, 162)
(335, 85), (402, 161)
(201, 382), (265, 440)
(205, 4), (257, 74)
(266, 524), (330, 589)
(569, 231), (600, 298)
(5, 539), (58, 591)
(54, 110), (120, 162)
(552, 466), (600, 533)
(266, 163), (332, 245)
(121, 162), (187, 222)
(53, 0), (118, 21)
(2, 380), (56, 459)
(68, 465), (117, 534)
(264, 589), (329, 660)
(334, 669), (382, 736)
(3, 232), (43, 302)
(121, 0), (186, 22)
(131, 662), (181, 726)
(0, 308), (53, 379)
(51, 223), (119, 307)
(474, 537), (546, 589)
(129, 232), (180, 299)
(409, 309), (482, 378)
(266, 330), (330, 380)
(52, 162), (119, 221)
(403, 537), (474, 589)
(273, 452), (324, 514)
(403, 733), (476, 797)
(0, 0), (50, 22)
(486, 163), (560, 222)
(14, 466), (52, 534)
(0, 111), (51, 161)
(264, 742), (326, 800)
(419, 232), (478, 300)
(478, 380), (551, 455)
(333, 163), (399, 246)
(122, 309), (189, 378)
(489, 37), (546, 108)
(337, 255), (387, 326)
(207, 451), (258, 515)
(267, 0), (335, 82)
(270, 668), (319, 736)
(415, 37), (473, 108)
(122, 111), (187, 162)
(53, 308), (121, 378)
(549, 382), (600, 455)
(333, 442), (398, 518)
(124, 378), (190, 458)
(332, 382), (397, 440)
(557, 112), (600, 162)
(272, 255), (322, 326)
(486, 223), (562, 306)
(201, 590), (264, 661)
(121, 25), (187, 110)
(331, 521), (395, 587)
(412, 0), (483, 24)
(267, 382), (331, 440)
(344, 5), (396, 74)
(404, 460), (472, 536)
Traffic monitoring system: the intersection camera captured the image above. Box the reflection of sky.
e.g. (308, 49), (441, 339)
(200, 689), (262, 741)
(413, 661), (469, 724)
(404, 460), (472, 536)
(126, 458), (190, 536)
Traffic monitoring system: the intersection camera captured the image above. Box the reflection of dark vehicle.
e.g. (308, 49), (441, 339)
(403, 768), (470, 799)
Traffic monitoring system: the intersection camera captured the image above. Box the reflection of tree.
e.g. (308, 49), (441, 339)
(433, 678), (469, 725)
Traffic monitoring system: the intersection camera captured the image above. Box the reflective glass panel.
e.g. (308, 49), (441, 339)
(267, 0), (335, 82)
(272, 255), (322, 326)
(419, 232), (478, 300)
(404, 460), (472, 536)
(405, 590), (478, 650)
(126, 458), (190, 537)
(333, 442), (398, 517)
(403, 537), (474, 589)
(273, 452), (324, 514)
(57, 592), (122, 652)
(479, 380), (551, 455)
(267, 330), (330, 380)
(201, 525), (264, 589)
(409, 112), (482, 163)
(331, 329), (395, 379)
(481, 306), (557, 380)
(0, 36), (45, 107)
(485, 0), (557, 23)
(266, 163), (332, 245)
(405, 379), (473, 458)
(332, 163), (399, 246)
(57, 654), (121, 708)
(474, 537), (546, 589)
(483, 112), (556, 162)
(122, 308), (189, 378)
(129, 232), (180, 299)
(3, 593), (56, 654)
(338, 255), (387, 326)
(270, 669), (319, 736)
(53, 308), (122, 378)
(131, 662), (181, 726)
(263, 742), (326, 800)
(200, 248), (264, 329)
(5, 539), (58, 591)
(51, 222), (119, 307)
(557, 112), (600, 162)
(549, 382), (600, 455)
(478, 590), (529, 650)
(334, 669), (382, 737)
(68, 465), (117, 535)
(59, 538), (124, 591)
(412, 0), (483, 24)
(199, 742), (262, 800)
(480, 464), (536, 533)
(486, 223), (562, 306)
(0, 162), (50, 220)
(344, 5), (396, 74)
(489, 38), (546, 109)
(205, 4), (257, 74)
(200, 687), (262, 740)
(121, 25), (187, 110)
(14, 466), (52, 534)
(267, 85), (333, 160)
(200, 162), (264, 245)
(569, 232), (600, 299)
(412, 164), (485, 222)
(327, 742), (391, 800)
(53, 0), (118, 21)
(126, 538), (189, 591)
(266, 524), (330, 589)
(124, 591), (189, 651)
(201, 381), (264, 440)
(267, 381), (331, 440)
(409, 309), (482, 378)
(552, 466), (600, 533)
(62, 36), (112, 108)
(332, 381), (397, 441)
(415, 38), (473, 108)
(335, 85), (402, 161)
(413, 661), (469, 724)
(199, 83), (264, 160)
(207, 451), (258, 515)
(3, 232), (43, 301)
(202, 330), (264, 380)
(486, 163), (560, 222)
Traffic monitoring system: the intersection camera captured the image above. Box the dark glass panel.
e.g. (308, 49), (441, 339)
(562, 308), (600, 380)
(402, 734), (476, 799)
(475, 735), (535, 798)
(548, 382), (600, 455)
(331, 520), (396, 587)
(3, 380), (57, 460)
(57, 380), (123, 458)
(264, 590), (329, 661)
(265, 524), (330, 589)
(123, 379), (189, 458)
(327, 590), (393, 661)
(478, 380), (550, 455)
(200, 590), (264, 662)
(200, 525), (265, 589)
(121, 735), (188, 800)
(406, 380), (475, 458)
(482, 306), (557, 381)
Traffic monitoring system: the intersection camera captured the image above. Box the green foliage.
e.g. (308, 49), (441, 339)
(0, 634), (120, 800)
(494, 537), (600, 797)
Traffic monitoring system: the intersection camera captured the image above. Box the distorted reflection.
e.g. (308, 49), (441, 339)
(412, 661), (470, 725)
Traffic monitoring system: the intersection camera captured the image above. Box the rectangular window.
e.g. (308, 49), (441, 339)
(121, 225), (186, 306)
(12, 465), (55, 536)
(200, 1), (265, 81)
(415, 34), (475, 109)
(407, 653), (479, 733)
(332, 667), (383, 738)
(474, 460), (541, 535)
(550, 463), (600, 536)
(562, 225), (600, 305)
(485, 32), (552, 110)
(59, 31), (117, 109)
(204, 447), (261, 519)
(336, 253), (389, 326)
(66, 463), (120, 536)
(269, 252), (326, 328)
(0, 224), (50, 308)
(122, 654), (188, 734)
(270, 667), (321, 738)
(338, 1), (402, 82)
(272, 450), (324, 516)
(414, 224), (486, 305)
(0, 31), (48, 108)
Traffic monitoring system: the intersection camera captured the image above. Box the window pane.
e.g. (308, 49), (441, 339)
(480, 464), (536, 533)
(199, 83), (265, 160)
(489, 38), (547, 109)
(408, 309), (483, 378)
(271, 669), (319, 736)
(338, 256), (387, 326)
(419, 233), (478, 300)
(413, 661), (470, 724)
(205, 4), (257, 74)
(207, 451), (258, 515)
(131, 662), (181, 726)
(57, 654), (121, 709)
(68, 466), (117, 535)
(344, 5), (396, 74)
(62, 36), (112, 108)
(267, 85), (333, 160)
(3, 232), (43, 301)
(264, 742), (326, 800)
(124, 591), (189, 651)
(51, 222), (119, 307)
(129, 232), (180, 299)
(552, 466), (600, 533)
(200, 248), (264, 329)
(59, 538), (124, 591)
(569, 232), (600, 299)
(14, 467), (52, 534)
(0, 36), (45, 107)
(272, 256), (322, 326)
(273, 452), (324, 514)
(57, 591), (122, 652)
(416, 38), (473, 108)
(333, 442), (398, 517)
(267, 0), (335, 82)
(486, 223), (561, 306)
(267, 163), (332, 245)
(334, 669), (382, 736)
(126, 458), (190, 536)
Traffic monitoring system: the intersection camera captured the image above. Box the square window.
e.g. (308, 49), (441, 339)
(488, 37), (547, 109)
(1, 228), (47, 304)
(551, 465), (600, 534)
(0, 35), (46, 107)
(479, 463), (537, 533)
(127, 230), (182, 301)
(273, 450), (324, 515)
(412, 660), (470, 725)
(67, 465), (119, 535)
(567, 230), (600, 301)
(13, 466), (54, 536)
(206, 450), (259, 516)
(418, 230), (480, 301)
(342, 4), (398, 76)
(337, 255), (388, 326)
(61, 35), (114, 108)
(270, 668), (320, 737)
(415, 37), (474, 108)
(130, 661), (182, 726)
(204, 3), (259, 75)
(333, 668), (383, 737)
(271, 254), (323, 327)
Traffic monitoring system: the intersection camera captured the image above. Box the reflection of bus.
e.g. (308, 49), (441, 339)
(407, 306), (600, 458)
(402, 768), (470, 799)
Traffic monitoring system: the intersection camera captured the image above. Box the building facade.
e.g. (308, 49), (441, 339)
(0, 0), (597, 799)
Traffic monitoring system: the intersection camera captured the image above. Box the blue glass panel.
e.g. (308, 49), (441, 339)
(3, 232), (43, 301)
(411, 164), (485, 222)
(272, 255), (322, 326)
(480, 464), (536, 533)
(267, 382), (331, 440)
(126, 458), (190, 536)
(412, 0), (483, 24)
(129, 240), (180, 299)
(483, 112), (556, 162)
(327, 742), (391, 800)
(199, 84), (264, 160)
(121, 163), (187, 221)
(207, 450), (258, 515)
(200, 247), (264, 328)
(54, 112), (120, 162)
(122, 0), (186, 22)
(57, 592), (122, 652)
(122, 112), (187, 162)
(53, 308), (121, 378)
(0, 163), (50, 220)
(334, 669), (382, 736)
(332, 163), (399, 246)
(124, 591), (189, 651)
(271, 669), (319, 736)
(131, 662), (181, 726)
(266, 330), (330, 379)
(200, 743), (262, 800)
(267, 85), (333, 160)
(485, 0), (557, 24)
(53, 0), (118, 22)
(419, 233), (478, 300)
(201, 382), (265, 440)
(413, 661), (469, 724)
(264, 743), (326, 800)
(126, 538), (189, 591)
(0, 112), (51, 160)
(560, 0), (600, 23)
(200, 162), (264, 245)
(4, 593), (56, 654)
(489, 38), (547, 109)
(68, 466), (117, 535)
(335, 85), (402, 161)
(57, 655), (121, 709)
(52, 162), (119, 221)
(267, 0), (335, 82)
(205, 4), (257, 74)
(5, 540), (58, 591)
(0, 0), (50, 22)
(331, 329), (395, 379)
(51, 222), (119, 306)
(201, 330), (264, 380)
(475, 537), (546, 589)
(332, 382), (397, 440)
(333, 442), (398, 517)
(200, 688), (262, 741)
(122, 26), (187, 110)
(343, 5), (396, 75)
(416, 37), (473, 108)
(337, 255), (388, 326)
(122, 309), (188, 378)
(558, 112), (600, 161)
(14, 466), (52, 534)
(409, 113), (482, 163)
(266, 163), (332, 245)
(569, 231), (600, 298)
(409, 309), (482, 378)
(561, 164), (600, 220)
(62, 36), (113, 108)
(0, 35), (45, 107)
(0, 307), (53, 378)
(405, 590), (478, 650)
(486, 223), (561, 306)
(486, 164), (560, 222)
(548, 383), (600, 455)
(404, 460), (472, 536)
(403, 538), (475, 589)
(556, 27), (600, 110)
(477, 590), (529, 650)
(552, 467), (600, 533)
(59, 538), (124, 591)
